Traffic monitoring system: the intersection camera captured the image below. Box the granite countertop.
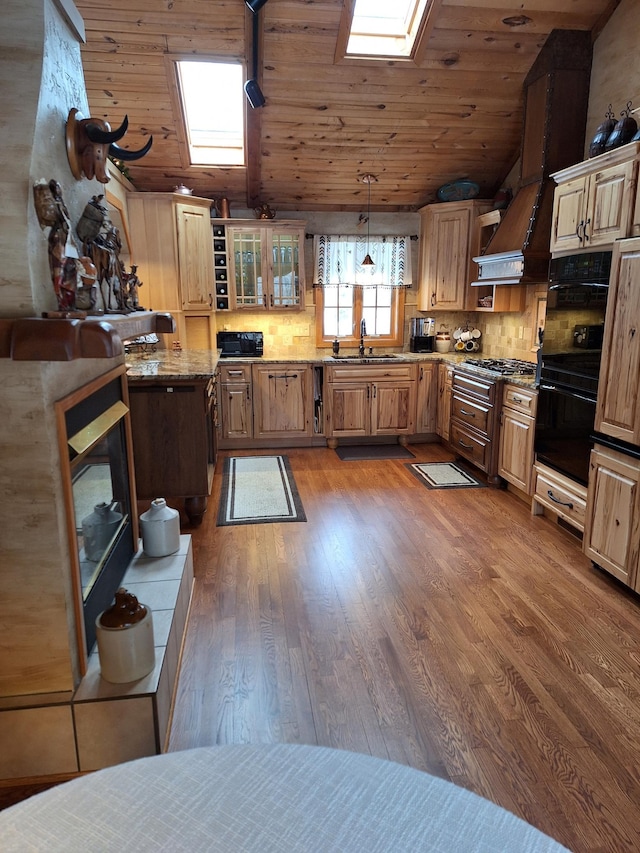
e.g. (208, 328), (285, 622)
(126, 349), (221, 380)
(125, 348), (537, 389)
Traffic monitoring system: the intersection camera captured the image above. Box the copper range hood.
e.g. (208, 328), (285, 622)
(473, 30), (592, 287)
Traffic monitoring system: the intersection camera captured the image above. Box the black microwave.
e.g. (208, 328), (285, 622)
(216, 331), (264, 358)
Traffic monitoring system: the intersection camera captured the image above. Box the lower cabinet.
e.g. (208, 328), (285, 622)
(217, 361), (317, 447)
(252, 363), (314, 439)
(128, 378), (216, 525)
(325, 363), (417, 447)
(436, 362), (453, 441)
(449, 369), (500, 482)
(583, 444), (640, 589)
(415, 362), (437, 434)
(218, 363), (253, 441)
(531, 463), (587, 533)
(498, 383), (537, 494)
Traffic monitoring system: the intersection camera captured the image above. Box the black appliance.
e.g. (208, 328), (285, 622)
(217, 331), (263, 358)
(534, 251), (611, 486)
(410, 335), (434, 353)
(410, 317), (435, 352)
(573, 323), (604, 349)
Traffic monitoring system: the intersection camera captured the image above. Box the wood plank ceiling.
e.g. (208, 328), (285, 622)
(75, 0), (618, 212)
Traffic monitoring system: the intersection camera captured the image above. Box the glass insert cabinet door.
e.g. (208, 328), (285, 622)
(228, 225), (305, 309)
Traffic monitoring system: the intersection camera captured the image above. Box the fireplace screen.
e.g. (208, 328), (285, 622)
(56, 365), (137, 663)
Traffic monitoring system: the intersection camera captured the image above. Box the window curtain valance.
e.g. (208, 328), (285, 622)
(313, 235), (412, 288)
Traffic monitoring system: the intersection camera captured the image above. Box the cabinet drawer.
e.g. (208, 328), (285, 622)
(451, 393), (490, 434)
(452, 370), (497, 404)
(326, 363), (416, 382)
(533, 467), (587, 530)
(503, 383), (537, 416)
(218, 364), (252, 383)
(450, 422), (490, 470)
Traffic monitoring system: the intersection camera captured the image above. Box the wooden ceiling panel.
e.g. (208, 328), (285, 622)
(75, 0), (616, 211)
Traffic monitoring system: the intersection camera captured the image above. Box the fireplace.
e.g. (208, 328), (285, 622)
(56, 364), (138, 663)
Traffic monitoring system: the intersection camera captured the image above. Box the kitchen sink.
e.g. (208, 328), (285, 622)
(329, 353), (402, 362)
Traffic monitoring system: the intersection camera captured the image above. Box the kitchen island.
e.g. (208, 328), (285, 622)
(126, 349), (221, 525)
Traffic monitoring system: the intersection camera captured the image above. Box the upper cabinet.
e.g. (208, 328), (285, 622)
(595, 236), (640, 445)
(227, 222), (306, 310)
(550, 142), (640, 256)
(417, 200), (492, 311)
(175, 201), (215, 310)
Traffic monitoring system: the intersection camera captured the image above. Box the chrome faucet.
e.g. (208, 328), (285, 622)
(359, 319), (367, 356)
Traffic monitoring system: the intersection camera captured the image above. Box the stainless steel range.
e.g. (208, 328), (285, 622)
(462, 357), (537, 376)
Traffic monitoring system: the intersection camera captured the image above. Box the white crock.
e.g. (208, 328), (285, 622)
(139, 498), (180, 557)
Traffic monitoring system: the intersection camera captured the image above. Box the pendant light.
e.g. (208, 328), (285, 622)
(360, 173), (377, 266)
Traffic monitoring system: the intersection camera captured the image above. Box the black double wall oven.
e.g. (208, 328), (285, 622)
(534, 252), (611, 487)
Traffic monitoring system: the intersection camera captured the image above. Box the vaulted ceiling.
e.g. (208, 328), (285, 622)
(75, 0), (618, 212)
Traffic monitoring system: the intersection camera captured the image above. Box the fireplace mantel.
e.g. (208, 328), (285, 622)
(0, 312), (175, 361)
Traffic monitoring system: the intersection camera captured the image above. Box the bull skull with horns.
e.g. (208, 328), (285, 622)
(65, 108), (153, 184)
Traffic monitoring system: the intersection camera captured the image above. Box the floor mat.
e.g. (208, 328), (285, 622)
(217, 455), (307, 526)
(335, 445), (415, 461)
(406, 461), (485, 489)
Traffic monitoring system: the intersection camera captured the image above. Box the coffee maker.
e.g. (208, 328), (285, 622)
(410, 317), (435, 352)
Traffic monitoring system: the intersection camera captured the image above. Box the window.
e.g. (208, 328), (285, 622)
(340, 0), (434, 61)
(172, 59), (245, 166)
(314, 235), (410, 347)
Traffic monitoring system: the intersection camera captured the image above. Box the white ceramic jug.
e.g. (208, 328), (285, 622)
(139, 498), (180, 557)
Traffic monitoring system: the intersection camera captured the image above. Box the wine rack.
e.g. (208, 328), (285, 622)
(212, 223), (230, 310)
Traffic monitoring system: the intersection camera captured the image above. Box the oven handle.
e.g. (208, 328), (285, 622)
(539, 384), (596, 405)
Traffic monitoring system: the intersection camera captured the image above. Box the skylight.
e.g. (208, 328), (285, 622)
(176, 60), (244, 166)
(346, 0), (431, 59)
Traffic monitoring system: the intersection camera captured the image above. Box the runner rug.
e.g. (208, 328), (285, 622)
(217, 455), (307, 526)
(406, 461), (485, 490)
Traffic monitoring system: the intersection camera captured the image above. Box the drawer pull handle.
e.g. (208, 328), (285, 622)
(269, 374), (298, 380)
(227, 370), (244, 376)
(460, 408), (475, 417)
(512, 395), (522, 403)
(547, 489), (573, 510)
(458, 439), (474, 449)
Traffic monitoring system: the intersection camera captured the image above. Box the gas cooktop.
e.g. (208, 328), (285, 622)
(462, 357), (536, 376)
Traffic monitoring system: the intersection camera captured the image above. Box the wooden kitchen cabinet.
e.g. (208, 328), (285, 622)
(415, 362), (437, 435)
(218, 364), (253, 441)
(498, 383), (538, 494)
(450, 369), (501, 482)
(127, 193), (215, 347)
(436, 362), (453, 441)
(417, 200), (491, 311)
(583, 443), (640, 589)
(227, 222), (305, 310)
(175, 201), (215, 310)
(531, 463), (587, 533)
(128, 377), (216, 526)
(252, 363), (313, 439)
(550, 142), (640, 255)
(325, 362), (417, 447)
(595, 236), (640, 445)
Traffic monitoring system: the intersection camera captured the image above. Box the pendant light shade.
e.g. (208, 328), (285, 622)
(360, 173), (377, 267)
(246, 0), (268, 12)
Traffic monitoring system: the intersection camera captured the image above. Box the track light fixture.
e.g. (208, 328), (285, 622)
(360, 174), (377, 267)
(245, 1), (266, 108)
(244, 79), (266, 109)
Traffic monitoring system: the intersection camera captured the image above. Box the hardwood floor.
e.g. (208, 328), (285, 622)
(169, 444), (640, 853)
